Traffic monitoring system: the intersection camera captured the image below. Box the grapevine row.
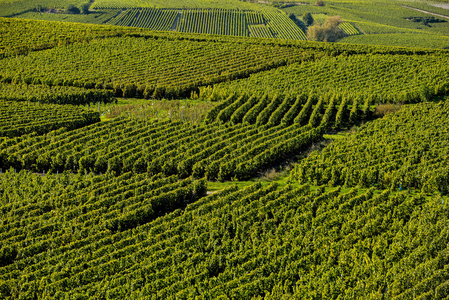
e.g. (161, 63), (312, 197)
(0, 91), (366, 180)
(177, 9), (248, 37)
(0, 119), (314, 181)
(1, 170), (448, 299)
(208, 53), (449, 104)
(0, 35), (316, 99)
(291, 99), (449, 194)
(0, 100), (99, 138)
(0, 17), (142, 58)
(0, 83), (114, 105)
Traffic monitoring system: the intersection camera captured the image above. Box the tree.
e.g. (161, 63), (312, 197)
(35, 5), (45, 12)
(80, 3), (90, 14)
(302, 12), (314, 27)
(307, 16), (346, 42)
(65, 4), (80, 14)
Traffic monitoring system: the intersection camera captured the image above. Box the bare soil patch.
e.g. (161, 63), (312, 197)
(402, 5), (449, 20)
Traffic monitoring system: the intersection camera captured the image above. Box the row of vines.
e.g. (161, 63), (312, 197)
(1, 170), (448, 299)
(0, 92), (366, 180)
(0, 100), (100, 138)
(291, 99), (449, 194)
(0, 83), (114, 105)
(207, 53), (449, 104)
(0, 35), (317, 100)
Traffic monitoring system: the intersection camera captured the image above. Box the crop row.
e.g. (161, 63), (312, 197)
(262, 9), (307, 40)
(0, 35), (317, 100)
(1, 170), (448, 299)
(99, 7), (301, 38)
(245, 11), (264, 25)
(177, 9), (248, 37)
(291, 99), (449, 194)
(0, 17), (142, 58)
(208, 53), (449, 104)
(248, 24), (275, 38)
(0, 91), (369, 180)
(106, 8), (178, 31)
(0, 100), (99, 138)
(0, 83), (114, 105)
(338, 22), (361, 36)
(0, 119), (318, 181)
(204, 92), (370, 127)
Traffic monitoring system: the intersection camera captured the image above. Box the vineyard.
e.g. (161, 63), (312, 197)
(1, 5), (449, 300)
(104, 7), (307, 39)
(0, 100), (99, 138)
(0, 83), (114, 105)
(176, 9), (248, 37)
(339, 22), (362, 36)
(208, 52), (449, 104)
(0, 91), (362, 181)
(0, 33), (320, 99)
(281, 0), (449, 49)
(105, 8), (178, 31)
(0, 17), (142, 58)
(1, 170), (449, 299)
(291, 100), (449, 194)
(5, 5), (307, 40)
(2, 18), (447, 104)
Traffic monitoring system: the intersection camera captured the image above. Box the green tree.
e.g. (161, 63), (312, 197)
(66, 4), (80, 14)
(80, 3), (90, 14)
(302, 12), (314, 27)
(307, 16), (346, 42)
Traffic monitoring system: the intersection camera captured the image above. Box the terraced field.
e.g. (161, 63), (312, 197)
(1, 4), (449, 299)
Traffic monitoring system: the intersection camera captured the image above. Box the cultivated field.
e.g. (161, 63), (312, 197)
(1, 0), (449, 299)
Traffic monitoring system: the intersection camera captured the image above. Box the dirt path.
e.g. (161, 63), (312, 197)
(402, 5), (449, 20)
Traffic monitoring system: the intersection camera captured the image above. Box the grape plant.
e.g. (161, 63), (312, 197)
(0, 100), (100, 138)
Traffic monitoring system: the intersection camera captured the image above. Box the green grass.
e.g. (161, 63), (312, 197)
(97, 98), (215, 123)
(323, 132), (350, 140)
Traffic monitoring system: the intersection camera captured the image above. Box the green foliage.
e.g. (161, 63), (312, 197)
(0, 0), (87, 17)
(0, 100), (100, 138)
(279, 0), (449, 49)
(291, 99), (449, 194)
(302, 12), (314, 26)
(0, 28), (314, 99)
(0, 17), (142, 59)
(1, 11), (449, 300)
(0, 83), (114, 105)
(307, 15), (346, 42)
(210, 52), (449, 105)
(0, 246), (17, 267)
(341, 32), (449, 49)
(106, 7), (178, 31)
(90, 0), (269, 10)
(1, 170), (448, 299)
(176, 9), (248, 37)
(0, 90), (356, 179)
(66, 4), (80, 14)
(262, 9), (308, 40)
(338, 22), (361, 36)
(80, 2), (90, 14)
